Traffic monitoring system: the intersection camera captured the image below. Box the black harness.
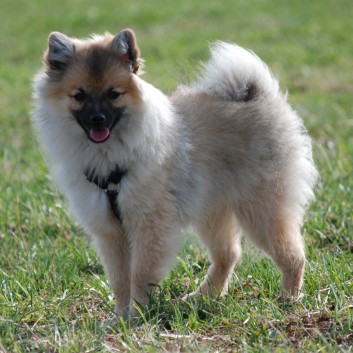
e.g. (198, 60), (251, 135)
(84, 166), (127, 223)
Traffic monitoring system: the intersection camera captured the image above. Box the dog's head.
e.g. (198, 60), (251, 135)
(43, 29), (143, 143)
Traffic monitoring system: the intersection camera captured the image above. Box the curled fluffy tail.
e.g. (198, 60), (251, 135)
(196, 42), (281, 101)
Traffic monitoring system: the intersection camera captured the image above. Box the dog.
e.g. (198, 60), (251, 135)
(32, 29), (318, 317)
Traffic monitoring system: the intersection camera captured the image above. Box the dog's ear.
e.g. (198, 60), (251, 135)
(111, 29), (141, 74)
(45, 32), (75, 74)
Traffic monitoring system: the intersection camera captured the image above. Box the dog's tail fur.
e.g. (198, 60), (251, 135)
(197, 42), (281, 102)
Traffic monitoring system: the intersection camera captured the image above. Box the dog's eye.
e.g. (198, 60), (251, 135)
(73, 91), (86, 102)
(107, 89), (121, 100)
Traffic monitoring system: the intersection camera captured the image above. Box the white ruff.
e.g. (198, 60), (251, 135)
(32, 74), (176, 235)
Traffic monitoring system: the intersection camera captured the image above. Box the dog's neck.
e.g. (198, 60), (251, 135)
(84, 165), (127, 222)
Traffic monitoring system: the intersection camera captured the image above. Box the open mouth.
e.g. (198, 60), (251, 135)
(73, 106), (126, 144)
(89, 127), (111, 143)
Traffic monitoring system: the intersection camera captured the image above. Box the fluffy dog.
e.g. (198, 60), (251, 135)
(32, 29), (317, 317)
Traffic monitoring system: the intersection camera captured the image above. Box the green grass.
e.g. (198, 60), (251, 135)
(1, 0), (352, 351)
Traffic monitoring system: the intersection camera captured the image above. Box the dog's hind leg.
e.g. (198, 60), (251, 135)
(239, 204), (305, 298)
(266, 216), (305, 298)
(184, 205), (242, 300)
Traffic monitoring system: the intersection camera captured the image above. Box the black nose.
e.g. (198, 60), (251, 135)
(90, 112), (106, 126)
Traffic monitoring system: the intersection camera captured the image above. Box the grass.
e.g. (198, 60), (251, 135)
(1, 0), (352, 351)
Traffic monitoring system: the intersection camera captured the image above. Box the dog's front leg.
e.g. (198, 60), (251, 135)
(92, 231), (131, 317)
(129, 211), (181, 315)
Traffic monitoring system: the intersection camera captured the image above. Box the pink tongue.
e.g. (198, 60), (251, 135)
(90, 128), (110, 142)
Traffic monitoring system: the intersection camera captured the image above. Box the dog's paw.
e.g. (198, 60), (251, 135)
(129, 300), (151, 319)
(102, 315), (118, 329)
(181, 290), (205, 303)
(114, 304), (130, 319)
(278, 290), (304, 305)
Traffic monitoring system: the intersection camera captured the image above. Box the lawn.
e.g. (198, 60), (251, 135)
(0, 0), (352, 351)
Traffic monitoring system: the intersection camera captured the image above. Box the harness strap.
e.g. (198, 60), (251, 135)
(84, 166), (127, 223)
